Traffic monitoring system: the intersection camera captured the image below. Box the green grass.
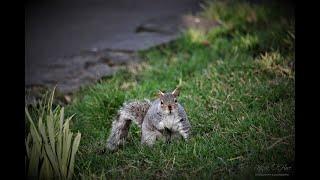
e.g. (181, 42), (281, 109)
(65, 0), (295, 178)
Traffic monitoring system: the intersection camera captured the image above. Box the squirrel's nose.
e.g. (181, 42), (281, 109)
(168, 105), (172, 110)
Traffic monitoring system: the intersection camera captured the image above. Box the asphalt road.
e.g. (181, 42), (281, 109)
(25, 0), (202, 93)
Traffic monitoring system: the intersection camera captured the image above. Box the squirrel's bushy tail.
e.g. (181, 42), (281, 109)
(106, 100), (151, 151)
(106, 112), (132, 151)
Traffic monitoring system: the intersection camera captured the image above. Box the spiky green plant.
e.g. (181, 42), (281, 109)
(25, 88), (81, 179)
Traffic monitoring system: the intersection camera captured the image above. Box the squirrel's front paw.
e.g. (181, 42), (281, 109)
(106, 141), (119, 152)
(179, 128), (190, 141)
(157, 121), (165, 130)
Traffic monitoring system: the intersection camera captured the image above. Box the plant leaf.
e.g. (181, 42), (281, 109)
(67, 132), (81, 180)
(47, 112), (56, 156)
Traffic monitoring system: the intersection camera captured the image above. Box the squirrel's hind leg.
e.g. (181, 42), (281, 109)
(106, 114), (132, 151)
(141, 129), (162, 146)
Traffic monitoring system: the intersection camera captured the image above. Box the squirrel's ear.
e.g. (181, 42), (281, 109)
(157, 90), (165, 97)
(172, 87), (180, 97)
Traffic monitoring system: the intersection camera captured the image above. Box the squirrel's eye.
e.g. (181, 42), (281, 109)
(161, 101), (163, 105)
(174, 99), (177, 103)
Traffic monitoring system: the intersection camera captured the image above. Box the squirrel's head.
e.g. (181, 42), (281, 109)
(157, 88), (180, 115)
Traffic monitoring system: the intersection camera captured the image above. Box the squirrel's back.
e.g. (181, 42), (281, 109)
(118, 99), (151, 126)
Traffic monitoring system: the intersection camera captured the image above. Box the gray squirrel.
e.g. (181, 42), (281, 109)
(106, 88), (191, 151)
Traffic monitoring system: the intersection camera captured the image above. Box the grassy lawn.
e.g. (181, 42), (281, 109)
(64, 0), (295, 178)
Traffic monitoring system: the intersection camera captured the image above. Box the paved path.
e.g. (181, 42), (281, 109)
(25, 0), (203, 95)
